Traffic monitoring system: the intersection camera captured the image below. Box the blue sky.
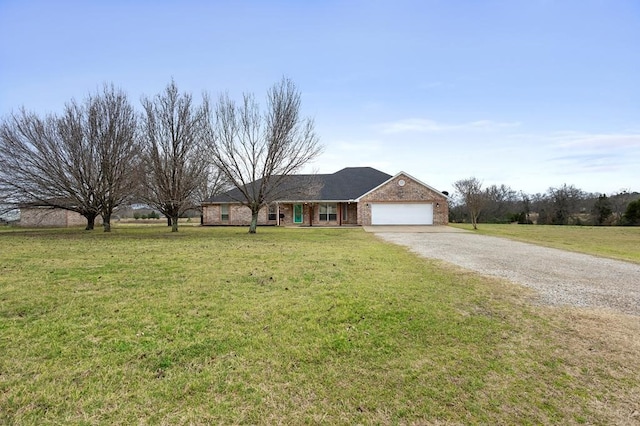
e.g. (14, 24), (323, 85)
(1, 0), (638, 195)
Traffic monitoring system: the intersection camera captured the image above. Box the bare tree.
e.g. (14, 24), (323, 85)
(86, 84), (141, 231)
(57, 85), (140, 231)
(610, 189), (635, 224)
(481, 184), (518, 223)
(454, 177), (484, 229)
(591, 194), (613, 225)
(140, 79), (209, 232)
(547, 184), (584, 225)
(0, 108), (103, 229)
(0, 85), (140, 231)
(194, 166), (230, 210)
(519, 191), (532, 224)
(207, 77), (322, 233)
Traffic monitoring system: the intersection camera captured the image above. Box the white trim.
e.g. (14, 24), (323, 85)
(277, 199), (355, 203)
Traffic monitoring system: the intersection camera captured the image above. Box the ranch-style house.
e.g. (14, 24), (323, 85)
(202, 167), (449, 227)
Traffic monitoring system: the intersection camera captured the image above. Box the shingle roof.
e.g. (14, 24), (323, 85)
(205, 167), (392, 203)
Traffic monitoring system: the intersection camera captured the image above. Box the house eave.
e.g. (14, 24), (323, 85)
(204, 199), (358, 205)
(276, 199), (357, 204)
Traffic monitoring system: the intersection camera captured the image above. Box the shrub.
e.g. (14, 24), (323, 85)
(623, 199), (640, 226)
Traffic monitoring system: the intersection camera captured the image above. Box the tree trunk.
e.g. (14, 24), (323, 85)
(171, 216), (179, 232)
(102, 213), (111, 232)
(85, 214), (97, 231)
(167, 216), (172, 227)
(249, 210), (259, 234)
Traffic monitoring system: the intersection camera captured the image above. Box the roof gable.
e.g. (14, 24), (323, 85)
(356, 171), (450, 201)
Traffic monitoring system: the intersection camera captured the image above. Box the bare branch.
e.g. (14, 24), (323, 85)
(139, 79), (209, 232)
(207, 77), (323, 233)
(453, 177), (484, 230)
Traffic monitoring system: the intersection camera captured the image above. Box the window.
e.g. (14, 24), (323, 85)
(221, 204), (229, 221)
(342, 203), (348, 221)
(319, 203), (337, 221)
(268, 204), (277, 221)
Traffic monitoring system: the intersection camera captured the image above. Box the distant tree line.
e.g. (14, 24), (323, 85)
(452, 177), (640, 227)
(0, 77), (321, 233)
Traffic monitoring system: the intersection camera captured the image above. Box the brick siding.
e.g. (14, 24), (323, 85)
(19, 207), (103, 227)
(202, 174), (449, 227)
(358, 174), (449, 225)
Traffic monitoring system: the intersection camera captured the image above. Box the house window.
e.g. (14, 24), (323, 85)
(221, 204), (229, 221)
(319, 203), (337, 221)
(342, 204), (348, 221)
(268, 204), (277, 221)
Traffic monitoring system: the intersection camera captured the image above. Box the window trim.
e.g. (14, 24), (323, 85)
(268, 204), (277, 221)
(319, 203), (337, 221)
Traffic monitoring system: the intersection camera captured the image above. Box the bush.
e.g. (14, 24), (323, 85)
(623, 199), (640, 226)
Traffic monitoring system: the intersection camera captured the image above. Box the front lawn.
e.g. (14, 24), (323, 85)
(0, 226), (638, 424)
(451, 223), (640, 263)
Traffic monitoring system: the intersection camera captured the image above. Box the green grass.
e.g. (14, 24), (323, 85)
(0, 225), (638, 424)
(451, 223), (640, 263)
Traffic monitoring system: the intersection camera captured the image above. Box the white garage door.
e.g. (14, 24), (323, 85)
(371, 203), (434, 225)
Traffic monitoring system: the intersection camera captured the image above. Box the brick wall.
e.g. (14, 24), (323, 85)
(358, 174), (449, 225)
(202, 204), (276, 226)
(202, 174), (449, 227)
(202, 202), (358, 227)
(202, 204), (221, 224)
(19, 207), (102, 227)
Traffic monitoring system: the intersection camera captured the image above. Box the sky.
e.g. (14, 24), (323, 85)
(1, 0), (638, 195)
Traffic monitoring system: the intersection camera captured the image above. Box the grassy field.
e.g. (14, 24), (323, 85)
(450, 223), (640, 264)
(0, 225), (638, 424)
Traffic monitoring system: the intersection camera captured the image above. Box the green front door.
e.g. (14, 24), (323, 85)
(293, 204), (303, 224)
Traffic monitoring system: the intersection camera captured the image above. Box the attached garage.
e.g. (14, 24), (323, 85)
(370, 203), (434, 225)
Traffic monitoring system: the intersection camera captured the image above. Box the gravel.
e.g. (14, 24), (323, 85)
(374, 230), (640, 316)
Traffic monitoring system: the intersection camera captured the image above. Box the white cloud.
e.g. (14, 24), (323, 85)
(378, 118), (521, 134)
(378, 118), (445, 133)
(310, 126), (639, 195)
(543, 132), (640, 175)
(468, 120), (522, 129)
(550, 132), (640, 150)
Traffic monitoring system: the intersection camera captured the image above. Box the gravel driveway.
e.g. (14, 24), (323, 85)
(371, 227), (640, 316)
